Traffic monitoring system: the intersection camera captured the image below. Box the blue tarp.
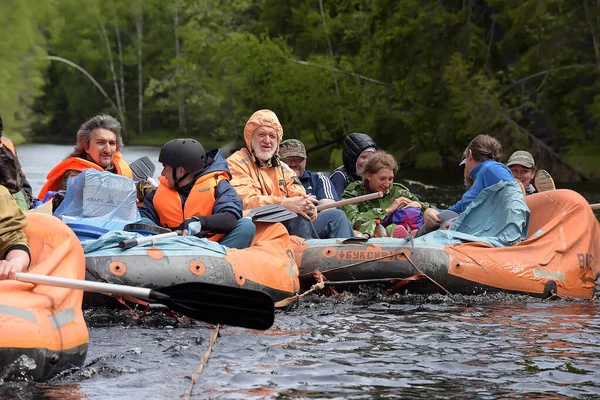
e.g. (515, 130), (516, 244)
(415, 180), (530, 247)
(305, 181), (530, 249)
(82, 231), (227, 256)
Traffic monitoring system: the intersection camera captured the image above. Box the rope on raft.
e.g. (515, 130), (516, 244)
(86, 266), (150, 318)
(274, 250), (452, 307)
(183, 324), (220, 400)
(274, 271), (328, 308)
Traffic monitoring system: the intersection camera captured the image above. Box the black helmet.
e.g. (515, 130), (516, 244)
(158, 138), (206, 174)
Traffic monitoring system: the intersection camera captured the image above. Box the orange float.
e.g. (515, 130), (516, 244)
(297, 190), (600, 299)
(84, 221), (300, 306)
(0, 213), (88, 380)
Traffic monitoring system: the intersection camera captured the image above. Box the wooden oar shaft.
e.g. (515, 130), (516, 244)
(316, 191), (384, 212)
(15, 272), (152, 298)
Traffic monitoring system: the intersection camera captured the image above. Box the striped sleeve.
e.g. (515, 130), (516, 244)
(316, 172), (340, 201)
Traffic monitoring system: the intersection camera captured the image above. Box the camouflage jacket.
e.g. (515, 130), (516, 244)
(342, 181), (430, 236)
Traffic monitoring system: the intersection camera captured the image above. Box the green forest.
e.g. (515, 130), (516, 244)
(2, 0), (600, 180)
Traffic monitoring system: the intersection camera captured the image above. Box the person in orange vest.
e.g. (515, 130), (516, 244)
(0, 185), (30, 280)
(38, 114), (152, 207)
(0, 114), (34, 210)
(138, 139), (256, 249)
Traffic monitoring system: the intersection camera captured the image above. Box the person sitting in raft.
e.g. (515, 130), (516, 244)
(506, 150), (555, 195)
(38, 114), (153, 207)
(420, 134), (516, 235)
(329, 132), (377, 198)
(0, 185), (31, 280)
(279, 139), (354, 239)
(228, 109), (345, 239)
(0, 114), (35, 211)
(342, 151), (430, 239)
(138, 138), (256, 249)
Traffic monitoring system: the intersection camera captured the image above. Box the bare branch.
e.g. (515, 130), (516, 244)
(501, 64), (596, 95)
(289, 59), (396, 89)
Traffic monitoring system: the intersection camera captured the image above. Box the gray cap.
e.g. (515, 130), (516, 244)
(507, 150), (535, 168)
(279, 139), (307, 159)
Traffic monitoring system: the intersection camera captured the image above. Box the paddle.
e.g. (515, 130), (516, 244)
(120, 231), (179, 249)
(245, 204), (298, 222)
(14, 272), (275, 330)
(119, 205), (297, 249)
(592, 203), (600, 211)
(315, 191), (384, 212)
(129, 156), (156, 182)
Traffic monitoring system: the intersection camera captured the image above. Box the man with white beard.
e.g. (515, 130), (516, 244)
(227, 109), (323, 239)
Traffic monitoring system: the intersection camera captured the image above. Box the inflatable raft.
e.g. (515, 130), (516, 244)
(0, 213), (88, 381)
(83, 222), (300, 307)
(296, 189), (600, 299)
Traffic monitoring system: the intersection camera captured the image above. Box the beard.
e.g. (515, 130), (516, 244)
(254, 148), (276, 162)
(251, 138), (277, 162)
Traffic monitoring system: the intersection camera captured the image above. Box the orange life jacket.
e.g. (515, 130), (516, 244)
(1, 137), (16, 155)
(153, 171), (229, 242)
(38, 152), (133, 200)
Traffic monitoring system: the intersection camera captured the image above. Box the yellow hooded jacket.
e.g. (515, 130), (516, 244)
(227, 110), (307, 210)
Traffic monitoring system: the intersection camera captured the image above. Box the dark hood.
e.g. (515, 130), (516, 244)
(198, 148), (232, 179)
(342, 132), (376, 177)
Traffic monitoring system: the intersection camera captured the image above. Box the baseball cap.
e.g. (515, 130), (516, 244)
(459, 148), (467, 166)
(279, 139), (307, 159)
(507, 150), (535, 168)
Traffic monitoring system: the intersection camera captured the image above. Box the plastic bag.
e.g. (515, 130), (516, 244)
(53, 169), (141, 230)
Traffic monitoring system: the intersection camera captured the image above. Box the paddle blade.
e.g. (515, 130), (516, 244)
(130, 156), (156, 182)
(247, 204), (297, 223)
(149, 282), (275, 330)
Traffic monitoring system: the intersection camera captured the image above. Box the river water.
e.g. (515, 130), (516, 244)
(3, 144), (600, 399)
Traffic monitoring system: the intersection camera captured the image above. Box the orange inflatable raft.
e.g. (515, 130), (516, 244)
(297, 190), (600, 299)
(83, 222), (300, 307)
(0, 213), (88, 381)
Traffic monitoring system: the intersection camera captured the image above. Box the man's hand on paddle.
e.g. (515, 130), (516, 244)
(281, 195), (318, 221)
(0, 250), (30, 280)
(423, 208), (441, 228)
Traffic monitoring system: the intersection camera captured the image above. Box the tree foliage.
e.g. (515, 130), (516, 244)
(2, 0), (600, 179)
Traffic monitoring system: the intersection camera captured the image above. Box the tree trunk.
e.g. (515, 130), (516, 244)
(174, 0), (187, 134)
(318, 0), (346, 135)
(98, 17), (125, 133)
(112, 6), (126, 124)
(135, 0), (144, 135)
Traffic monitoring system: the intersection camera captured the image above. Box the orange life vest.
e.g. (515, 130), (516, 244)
(38, 152), (133, 200)
(1, 137), (16, 155)
(153, 171), (229, 242)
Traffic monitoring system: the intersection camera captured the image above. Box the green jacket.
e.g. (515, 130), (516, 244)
(0, 185), (29, 259)
(342, 181), (430, 236)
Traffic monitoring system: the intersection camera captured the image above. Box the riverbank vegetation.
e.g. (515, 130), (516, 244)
(2, 0), (600, 180)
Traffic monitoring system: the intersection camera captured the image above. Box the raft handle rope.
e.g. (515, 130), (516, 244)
(398, 249), (452, 296)
(275, 250), (452, 307)
(274, 271), (330, 308)
(183, 324), (220, 400)
(85, 267), (150, 318)
(313, 249), (451, 296)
